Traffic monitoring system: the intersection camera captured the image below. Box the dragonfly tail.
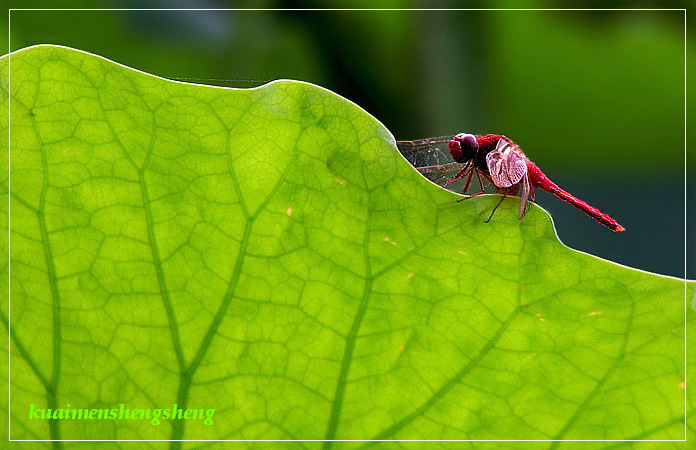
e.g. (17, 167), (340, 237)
(526, 162), (625, 232)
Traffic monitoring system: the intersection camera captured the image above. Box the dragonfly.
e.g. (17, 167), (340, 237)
(396, 133), (625, 232)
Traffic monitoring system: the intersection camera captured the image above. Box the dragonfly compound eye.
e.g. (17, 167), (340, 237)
(449, 133), (478, 163)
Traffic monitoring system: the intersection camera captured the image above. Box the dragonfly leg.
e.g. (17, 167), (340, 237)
(442, 163), (472, 188)
(456, 170), (487, 203)
(522, 183), (536, 216)
(460, 170), (475, 194)
(475, 169), (487, 192)
(484, 193), (508, 223)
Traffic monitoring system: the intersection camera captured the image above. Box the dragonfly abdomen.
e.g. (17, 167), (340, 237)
(527, 161), (625, 231)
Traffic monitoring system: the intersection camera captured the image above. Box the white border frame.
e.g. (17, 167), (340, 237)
(5, 7), (690, 444)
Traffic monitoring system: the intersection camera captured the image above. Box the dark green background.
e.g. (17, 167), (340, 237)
(4, 2), (693, 278)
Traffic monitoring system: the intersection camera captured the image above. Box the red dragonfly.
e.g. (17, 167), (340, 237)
(396, 133), (625, 232)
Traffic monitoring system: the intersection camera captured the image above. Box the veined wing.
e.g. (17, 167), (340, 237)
(415, 161), (466, 187)
(485, 139), (528, 188)
(518, 172), (531, 220)
(396, 135), (454, 168)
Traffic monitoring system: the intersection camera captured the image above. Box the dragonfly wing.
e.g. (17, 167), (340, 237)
(396, 136), (455, 150)
(485, 139), (528, 188)
(396, 135), (470, 189)
(416, 162), (466, 187)
(396, 136), (454, 168)
(518, 172), (531, 220)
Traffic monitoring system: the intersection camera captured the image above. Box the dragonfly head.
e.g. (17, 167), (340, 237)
(449, 133), (478, 163)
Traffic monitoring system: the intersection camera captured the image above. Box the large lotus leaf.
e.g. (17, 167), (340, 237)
(0, 45), (693, 449)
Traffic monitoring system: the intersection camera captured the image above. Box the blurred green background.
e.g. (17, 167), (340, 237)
(3, 2), (693, 278)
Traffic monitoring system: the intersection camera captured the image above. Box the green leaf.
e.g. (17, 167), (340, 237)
(1, 45), (694, 448)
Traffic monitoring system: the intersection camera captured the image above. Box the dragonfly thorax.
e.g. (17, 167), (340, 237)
(449, 133), (508, 173)
(476, 134), (511, 171)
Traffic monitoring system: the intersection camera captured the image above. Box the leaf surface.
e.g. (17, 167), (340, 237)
(0, 45), (693, 449)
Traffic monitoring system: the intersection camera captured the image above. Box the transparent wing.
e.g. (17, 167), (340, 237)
(397, 135), (476, 188)
(396, 136), (454, 169)
(485, 139), (528, 188)
(518, 172), (531, 219)
(415, 162), (467, 187)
